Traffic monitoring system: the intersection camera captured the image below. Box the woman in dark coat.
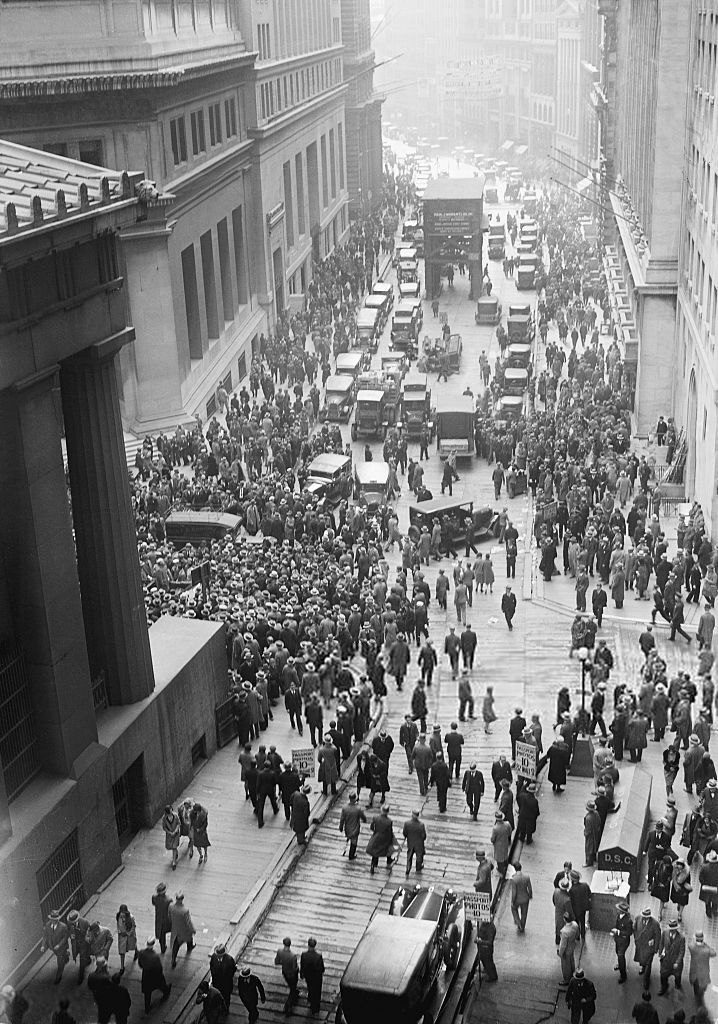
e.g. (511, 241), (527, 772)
(625, 711), (649, 762)
(151, 884), (172, 954)
(366, 752), (389, 808)
(355, 747), (370, 800)
(669, 858), (692, 922)
(542, 738), (570, 793)
(650, 853), (674, 917)
(318, 737), (339, 795)
(366, 806), (395, 875)
(190, 803), (211, 864)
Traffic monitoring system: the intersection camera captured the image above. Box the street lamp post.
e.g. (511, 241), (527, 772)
(571, 645), (594, 777)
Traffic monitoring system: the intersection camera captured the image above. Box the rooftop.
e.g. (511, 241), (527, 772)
(422, 176), (485, 201)
(0, 139), (146, 244)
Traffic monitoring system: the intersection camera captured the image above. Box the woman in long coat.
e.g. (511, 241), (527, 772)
(116, 905), (138, 973)
(355, 746), (370, 800)
(543, 738), (570, 793)
(366, 752), (389, 807)
(152, 883), (172, 954)
(669, 858), (692, 922)
(650, 854), (673, 918)
(318, 737), (339, 795)
(190, 803), (211, 864)
(583, 801), (602, 867)
(162, 805), (181, 870)
(625, 710), (649, 762)
(610, 566), (626, 609)
(366, 805), (395, 874)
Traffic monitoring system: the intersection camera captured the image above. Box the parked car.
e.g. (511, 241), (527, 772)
(409, 498), (496, 546)
(353, 461), (391, 509)
(338, 885), (470, 1024)
(322, 375), (355, 422)
(303, 453), (353, 505)
(475, 296), (502, 326)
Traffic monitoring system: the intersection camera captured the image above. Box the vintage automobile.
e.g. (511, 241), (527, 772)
(487, 223), (505, 260)
(516, 254), (538, 290)
(165, 510), (241, 547)
(322, 374), (355, 422)
(394, 245), (418, 268)
(337, 885), (470, 1024)
(335, 351), (364, 380)
(502, 366), (529, 396)
(303, 452), (353, 505)
(402, 219), (420, 241)
(371, 281), (395, 310)
(390, 299), (423, 353)
(475, 295), (502, 326)
(351, 388), (391, 441)
(381, 352), (408, 379)
(419, 333), (462, 375)
(400, 372), (433, 439)
(506, 315), (532, 345)
(355, 308), (382, 357)
(364, 293), (390, 331)
(399, 279), (421, 300)
(523, 189), (538, 214)
(435, 393), (474, 458)
(506, 342), (532, 369)
(494, 395), (525, 421)
(398, 258), (420, 285)
(353, 461), (391, 510)
(484, 185), (499, 204)
(408, 498), (496, 546)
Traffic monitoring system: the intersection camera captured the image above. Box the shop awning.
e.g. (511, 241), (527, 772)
(500, 140), (514, 152)
(514, 144), (528, 156)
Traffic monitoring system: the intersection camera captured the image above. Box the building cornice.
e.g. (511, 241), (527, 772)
(0, 50), (256, 98)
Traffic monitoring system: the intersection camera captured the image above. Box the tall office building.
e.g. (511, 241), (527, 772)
(341, 0), (384, 217)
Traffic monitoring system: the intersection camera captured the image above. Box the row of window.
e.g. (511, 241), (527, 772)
(684, 230), (718, 348)
(259, 0), (335, 63)
(688, 144), (718, 227)
(181, 206), (249, 360)
(170, 95), (239, 167)
(257, 58), (341, 122)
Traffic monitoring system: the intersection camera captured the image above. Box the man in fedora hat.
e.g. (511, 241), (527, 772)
(67, 909), (92, 983)
(88, 957), (113, 1022)
(169, 892), (196, 969)
(565, 967), (596, 1023)
(584, 801), (601, 867)
(195, 979), (227, 1024)
(41, 909), (70, 984)
(658, 919), (685, 994)
(462, 762), (485, 821)
(611, 901), (633, 983)
(402, 809), (427, 877)
(237, 965), (266, 1024)
(137, 937), (171, 1013)
(699, 848), (718, 918)
(688, 930), (716, 1004)
(151, 883), (172, 954)
(339, 793), (366, 861)
(634, 907), (661, 990)
(643, 820), (671, 887)
(209, 943), (237, 1009)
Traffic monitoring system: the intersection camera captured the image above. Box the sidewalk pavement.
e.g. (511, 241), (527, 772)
(18, 708), (333, 1024)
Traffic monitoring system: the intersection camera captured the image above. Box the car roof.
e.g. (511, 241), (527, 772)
(410, 496), (473, 516)
(165, 510), (241, 528)
(364, 295), (386, 307)
(372, 282), (393, 294)
(356, 309), (379, 325)
(325, 374), (354, 391)
(355, 462), (390, 483)
(341, 916), (436, 996)
(397, 298), (419, 312)
(478, 296), (499, 306)
(308, 453), (351, 473)
(356, 389), (385, 402)
(336, 352), (362, 366)
(435, 394), (473, 414)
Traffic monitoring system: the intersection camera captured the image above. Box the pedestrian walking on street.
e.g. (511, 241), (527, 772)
(41, 909), (69, 985)
(115, 905), (138, 974)
(483, 686), (497, 734)
(491, 812), (512, 875)
(366, 804), (396, 874)
(87, 920), (114, 964)
(445, 722), (464, 779)
(566, 969), (596, 1023)
(137, 938), (171, 1014)
(568, 871), (591, 941)
(476, 919), (498, 981)
(509, 708), (526, 759)
(209, 943), (237, 1010)
(67, 909), (92, 983)
(501, 586), (517, 630)
(87, 958), (113, 1023)
(460, 623), (478, 669)
(300, 937), (325, 1015)
(109, 972), (131, 1024)
(658, 919), (686, 994)
(339, 793), (366, 860)
(169, 893), (196, 968)
(517, 782), (540, 842)
(612, 901), (633, 983)
(195, 979), (227, 1024)
(584, 800), (601, 866)
(634, 907), (661, 990)
(318, 735), (339, 795)
(553, 879), (574, 944)
(290, 784), (312, 846)
(688, 931), (716, 1004)
(237, 966), (266, 1024)
(50, 999), (75, 1024)
(413, 734), (433, 795)
(162, 804), (181, 870)
(474, 848), (494, 900)
(190, 802), (211, 864)
(256, 763), (280, 828)
(279, 763), (301, 820)
(492, 755), (512, 800)
(458, 672), (475, 722)
(462, 762), (485, 820)
(275, 937), (300, 1015)
(558, 913), (580, 984)
(151, 883), (172, 954)
(430, 753), (451, 812)
(403, 809), (426, 876)
(400, 714), (419, 773)
(509, 862), (533, 932)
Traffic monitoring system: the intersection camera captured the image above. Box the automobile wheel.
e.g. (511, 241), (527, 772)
(443, 922), (461, 969)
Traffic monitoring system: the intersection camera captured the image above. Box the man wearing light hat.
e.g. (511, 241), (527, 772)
(67, 908), (92, 983)
(633, 907), (661, 990)
(137, 937), (171, 1013)
(237, 964), (266, 1023)
(565, 967), (596, 1023)
(40, 909), (69, 984)
(611, 901), (633, 983)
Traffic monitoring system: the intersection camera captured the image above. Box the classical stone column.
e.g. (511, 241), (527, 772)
(61, 330), (154, 706)
(0, 368), (98, 777)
